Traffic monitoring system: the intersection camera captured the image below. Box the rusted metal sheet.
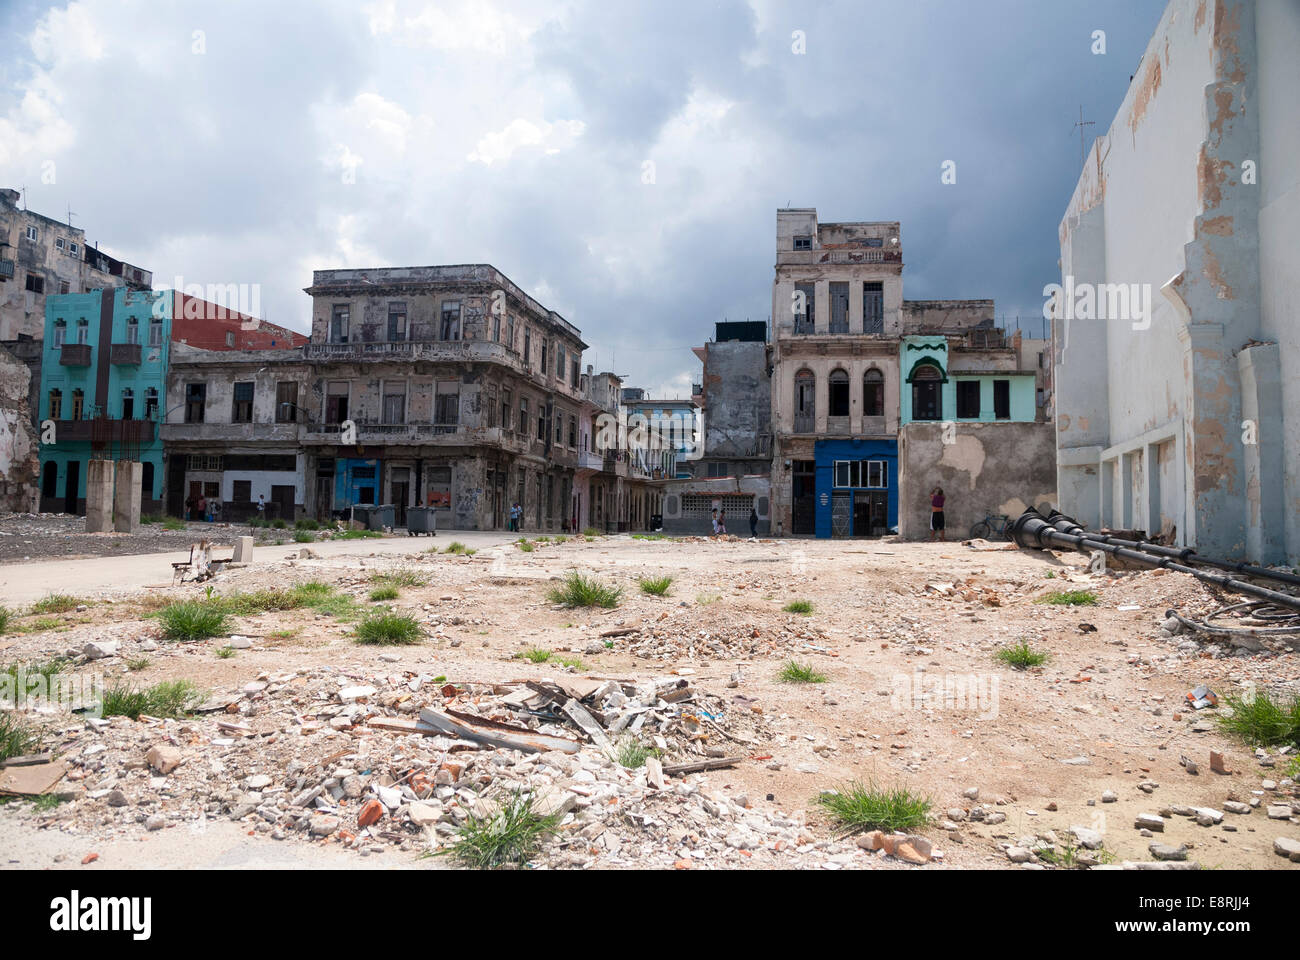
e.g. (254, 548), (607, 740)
(418, 707), (581, 754)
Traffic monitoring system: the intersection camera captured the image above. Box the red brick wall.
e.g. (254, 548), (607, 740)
(171, 294), (308, 350)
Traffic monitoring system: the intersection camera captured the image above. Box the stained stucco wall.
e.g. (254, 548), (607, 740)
(897, 421), (1057, 540)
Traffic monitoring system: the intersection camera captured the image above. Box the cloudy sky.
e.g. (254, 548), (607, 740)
(1, 0), (1165, 397)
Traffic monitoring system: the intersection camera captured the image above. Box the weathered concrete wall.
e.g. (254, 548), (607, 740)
(897, 422), (1057, 540)
(113, 459), (142, 533)
(85, 459), (114, 532)
(0, 341), (39, 511)
(700, 340), (770, 459)
(1055, 0), (1297, 563)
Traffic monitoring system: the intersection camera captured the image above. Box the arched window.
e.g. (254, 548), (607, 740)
(794, 369), (815, 432)
(863, 368), (884, 417)
(911, 365), (942, 421)
(828, 368), (849, 417)
(48, 388), (62, 420)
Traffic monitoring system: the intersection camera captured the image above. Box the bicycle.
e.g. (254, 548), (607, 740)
(969, 513), (1012, 540)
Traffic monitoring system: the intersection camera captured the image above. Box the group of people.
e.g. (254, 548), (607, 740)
(711, 507), (760, 538)
(184, 494), (222, 523)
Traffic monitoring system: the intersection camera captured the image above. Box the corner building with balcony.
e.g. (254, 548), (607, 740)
(299, 266), (589, 531)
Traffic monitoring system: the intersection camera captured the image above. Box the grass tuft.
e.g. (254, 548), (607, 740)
(369, 568), (429, 588)
(29, 594), (81, 615)
(369, 585), (399, 601)
(443, 541), (473, 555)
(617, 738), (660, 769)
(783, 599), (814, 614)
(816, 780), (932, 834)
(516, 539), (534, 552)
(0, 606), (10, 634)
(995, 641), (1050, 669)
(778, 660), (827, 684)
(161, 517), (185, 531)
(582, 528), (600, 538)
(639, 576), (673, 596)
(353, 611), (422, 646)
(547, 572), (622, 609)
(442, 790), (561, 869)
(1217, 689), (1300, 748)
(100, 680), (204, 720)
(516, 648), (553, 664)
(125, 657), (151, 672)
(158, 602), (230, 642)
(696, 592), (721, 606)
(0, 713), (42, 762)
(215, 645), (236, 659)
(293, 530), (316, 543)
(1037, 589), (1098, 606)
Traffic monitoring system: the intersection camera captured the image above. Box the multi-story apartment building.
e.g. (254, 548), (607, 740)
(160, 345), (310, 521)
(769, 208), (1056, 539)
(689, 320), (771, 480)
(298, 265), (589, 531)
(0, 187), (151, 341)
(619, 387), (694, 480)
(38, 289), (306, 515)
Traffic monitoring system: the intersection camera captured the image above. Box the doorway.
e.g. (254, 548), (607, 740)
(271, 485), (295, 523)
(64, 460), (80, 514)
(792, 460), (815, 535)
(390, 467), (410, 527)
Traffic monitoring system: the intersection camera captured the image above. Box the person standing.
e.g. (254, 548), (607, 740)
(197, 494), (208, 523)
(257, 494), (266, 519)
(929, 486), (946, 542)
(749, 506), (758, 538)
(717, 509), (727, 536)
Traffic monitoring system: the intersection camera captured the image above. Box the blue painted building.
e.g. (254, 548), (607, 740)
(38, 288), (171, 513)
(813, 437), (898, 538)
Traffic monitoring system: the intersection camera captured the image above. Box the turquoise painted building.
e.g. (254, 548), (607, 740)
(900, 336), (1036, 425)
(38, 288), (172, 513)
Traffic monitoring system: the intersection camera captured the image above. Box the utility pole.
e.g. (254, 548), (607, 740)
(1072, 105), (1096, 170)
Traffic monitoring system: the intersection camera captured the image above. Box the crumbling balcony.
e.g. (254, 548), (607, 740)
(110, 342), (142, 365)
(59, 342), (92, 366)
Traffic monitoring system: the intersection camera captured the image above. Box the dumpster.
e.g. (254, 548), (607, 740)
(366, 505), (395, 531)
(406, 506), (437, 536)
(348, 505), (376, 529)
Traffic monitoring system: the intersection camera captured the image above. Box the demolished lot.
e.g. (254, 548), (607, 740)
(1, 526), (1297, 870)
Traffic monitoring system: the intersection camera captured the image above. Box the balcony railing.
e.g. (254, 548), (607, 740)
(50, 417), (155, 445)
(110, 342), (142, 365)
(59, 343), (92, 366)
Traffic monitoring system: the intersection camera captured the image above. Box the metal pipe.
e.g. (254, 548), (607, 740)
(1040, 511), (1300, 589)
(1009, 508), (1300, 613)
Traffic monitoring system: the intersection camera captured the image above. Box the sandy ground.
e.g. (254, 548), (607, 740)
(1, 527), (1297, 870)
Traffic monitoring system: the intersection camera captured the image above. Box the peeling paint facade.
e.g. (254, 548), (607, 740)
(1055, 0), (1299, 563)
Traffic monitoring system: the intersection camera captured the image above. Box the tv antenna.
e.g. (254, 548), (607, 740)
(1072, 105), (1096, 169)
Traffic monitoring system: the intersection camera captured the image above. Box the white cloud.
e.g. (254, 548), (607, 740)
(467, 117), (584, 165)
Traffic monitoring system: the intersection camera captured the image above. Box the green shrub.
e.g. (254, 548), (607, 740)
(515, 648), (553, 664)
(778, 660), (827, 684)
(582, 528), (600, 538)
(995, 641), (1050, 669)
(158, 602), (230, 642)
(294, 530), (316, 543)
(353, 611), (422, 645)
(295, 518), (320, 531)
(369, 585), (399, 601)
(1218, 690), (1300, 748)
(547, 572), (622, 609)
(783, 599), (814, 614)
(516, 539), (534, 552)
(816, 780), (932, 834)
(369, 568), (429, 588)
(161, 517), (185, 531)
(442, 790), (561, 869)
(0, 606), (10, 635)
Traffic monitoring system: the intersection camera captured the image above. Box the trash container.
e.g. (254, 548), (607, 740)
(366, 505), (395, 531)
(348, 505), (376, 529)
(406, 506), (437, 536)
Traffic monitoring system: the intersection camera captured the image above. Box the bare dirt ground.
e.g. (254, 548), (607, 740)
(0, 512), (294, 564)
(1, 524), (1297, 871)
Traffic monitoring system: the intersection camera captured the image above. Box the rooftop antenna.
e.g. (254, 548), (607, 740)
(1072, 105), (1096, 169)
(66, 203), (76, 229)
